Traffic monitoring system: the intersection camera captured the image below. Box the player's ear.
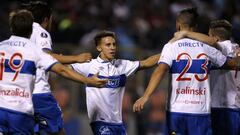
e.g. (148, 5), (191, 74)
(96, 45), (102, 52)
(214, 36), (220, 42)
(176, 23), (180, 31)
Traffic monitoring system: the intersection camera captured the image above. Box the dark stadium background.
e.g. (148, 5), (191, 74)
(0, 0), (240, 134)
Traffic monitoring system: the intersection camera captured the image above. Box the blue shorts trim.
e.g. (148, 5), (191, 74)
(90, 121), (126, 135)
(33, 92), (63, 133)
(166, 111), (212, 135)
(211, 108), (240, 135)
(0, 108), (34, 135)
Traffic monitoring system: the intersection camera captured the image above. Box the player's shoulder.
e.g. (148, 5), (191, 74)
(74, 58), (96, 66)
(0, 38), (9, 44)
(32, 22), (50, 39)
(113, 59), (138, 67)
(174, 38), (202, 44)
(114, 59), (130, 64)
(218, 40), (238, 47)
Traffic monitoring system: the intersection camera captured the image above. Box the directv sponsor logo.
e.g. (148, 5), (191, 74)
(178, 42), (204, 47)
(2, 41), (26, 47)
(87, 74), (126, 88)
(107, 78), (120, 87)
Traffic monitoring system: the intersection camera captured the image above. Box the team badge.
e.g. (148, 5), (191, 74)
(40, 32), (48, 38)
(99, 67), (104, 70)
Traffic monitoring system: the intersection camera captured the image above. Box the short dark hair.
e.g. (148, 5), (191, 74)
(22, 1), (52, 24)
(177, 8), (199, 28)
(209, 20), (232, 40)
(9, 10), (33, 38)
(94, 30), (116, 46)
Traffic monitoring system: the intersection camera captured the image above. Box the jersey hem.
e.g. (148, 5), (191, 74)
(0, 107), (34, 117)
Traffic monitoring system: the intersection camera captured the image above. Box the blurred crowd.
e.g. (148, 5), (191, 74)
(1, 0), (240, 135)
(1, 0), (240, 51)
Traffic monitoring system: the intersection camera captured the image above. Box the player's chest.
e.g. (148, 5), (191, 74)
(92, 63), (125, 76)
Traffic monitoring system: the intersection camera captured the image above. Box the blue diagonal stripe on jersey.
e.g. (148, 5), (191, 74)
(87, 74), (126, 88)
(4, 59), (36, 75)
(171, 59), (211, 74)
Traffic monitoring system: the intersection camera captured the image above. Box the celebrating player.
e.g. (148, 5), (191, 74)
(0, 10), (106, 135)
(133, 8), (240, 135)
(70, 30), (160, 135)
(173, 20), (240, 135)
(22, 1), (95, 135)
(208, 20), (240, 135)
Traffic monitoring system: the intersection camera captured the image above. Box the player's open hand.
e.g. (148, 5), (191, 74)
(87, 72), (108, 87)
(76, 53), (92, 63)
(133, 96), (149, 112)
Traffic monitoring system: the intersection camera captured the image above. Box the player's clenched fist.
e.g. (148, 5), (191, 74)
(133, 96), (149, 112)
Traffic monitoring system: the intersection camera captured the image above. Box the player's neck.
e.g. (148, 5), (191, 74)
(180, 26), (195, 32)
(99, 55), (114, 62)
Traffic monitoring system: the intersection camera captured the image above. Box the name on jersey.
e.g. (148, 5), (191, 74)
(176, 86), (206, 95)
(178, 42), (204, 47)
(2, 41), (26, 47)
(0, 88), (29, 98)
(87, 74), (126, 88)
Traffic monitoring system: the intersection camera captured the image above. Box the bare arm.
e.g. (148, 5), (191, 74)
(51, 63), (107, 87)
(222, 57), (240, 70)
(138, 54), (161, 70)
(47, 50), (92, 64)
(170, 31), (218, 47)
(133, 63), (169, 112)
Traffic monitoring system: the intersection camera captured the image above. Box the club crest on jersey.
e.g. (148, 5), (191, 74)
(99, 67), (104, 70)
(99, 126), (110, 134)
(40, 32), (48, 38)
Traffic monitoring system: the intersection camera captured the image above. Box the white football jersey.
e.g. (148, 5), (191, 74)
(71, 56), (139, 123)
(30, 22), (52, 94)
(211, 40), (240, 109)
(159, 38), (226, 114)
(0, 36), (57, 114)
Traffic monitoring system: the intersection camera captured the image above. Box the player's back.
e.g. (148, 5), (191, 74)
(161, 38), (226, 114)
(0, 35), (55, 115)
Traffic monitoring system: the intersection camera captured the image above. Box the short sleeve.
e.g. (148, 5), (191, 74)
(35, 32), (52, 50)
(205, 45), (227, 67)
(35, 48), (58, 71)
(158, 43), (173, 66)
(122, 60), (139, 77)
(70, 63), (90, 77)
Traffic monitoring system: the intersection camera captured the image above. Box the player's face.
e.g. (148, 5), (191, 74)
(208, 29), (219, 41)
(97, 36), (117, 61)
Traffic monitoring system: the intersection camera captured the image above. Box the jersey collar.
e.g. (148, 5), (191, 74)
(33, 22), (41, 27)
(97, 56), (115, 64)
(10, 35), (29, 41)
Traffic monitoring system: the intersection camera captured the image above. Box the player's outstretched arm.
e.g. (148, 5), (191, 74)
(138, 54), (161, 70)
(133, 63), (168, 112)
(170, 31), (218, 47)
(47, 51), (92, 64)
(51, 63), (107, 87)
